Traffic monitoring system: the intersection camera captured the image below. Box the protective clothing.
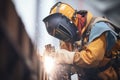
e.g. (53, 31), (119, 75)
(59, 13), (119, 80)
(43, 2), (90, 42)
(60, 34), (118, 80)
(44, 49), (75, 64)
(43, 13), (79, 42)
(50, 2), (76, 24)
(60, 23), (118, 80)
(54, 49), (75, 64)
(43, 2), (119, 80)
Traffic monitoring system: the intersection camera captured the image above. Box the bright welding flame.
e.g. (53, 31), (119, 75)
(44, 56), (55, 74)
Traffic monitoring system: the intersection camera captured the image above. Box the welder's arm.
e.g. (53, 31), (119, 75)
(54, 49), (75, 64)
(43, 44), (75, 64)
(73, 33), (106, 68)
(44, 33), (106, 67)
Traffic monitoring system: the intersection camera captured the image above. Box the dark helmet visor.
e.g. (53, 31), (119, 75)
(43, 13), (79, 42)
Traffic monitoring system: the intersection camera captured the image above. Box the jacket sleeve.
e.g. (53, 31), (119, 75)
(73, 33), (107, 68)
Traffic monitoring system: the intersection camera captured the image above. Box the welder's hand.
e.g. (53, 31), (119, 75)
(53, 49), (75, 64)
(44, 44), (55, 56)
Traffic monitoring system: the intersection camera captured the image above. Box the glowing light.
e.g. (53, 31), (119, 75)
(44, 56), (55, 74)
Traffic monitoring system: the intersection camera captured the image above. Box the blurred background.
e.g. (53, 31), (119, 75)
(12, 0), (120, 55)
(0, 0), (120, 80)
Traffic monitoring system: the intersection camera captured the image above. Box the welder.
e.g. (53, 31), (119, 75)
(43, 2), (120, 80)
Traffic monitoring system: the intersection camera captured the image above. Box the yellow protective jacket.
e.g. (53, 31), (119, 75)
(60, 12), (120, 80)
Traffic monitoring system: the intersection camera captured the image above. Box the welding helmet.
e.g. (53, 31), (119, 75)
(43, 2), (80, 43)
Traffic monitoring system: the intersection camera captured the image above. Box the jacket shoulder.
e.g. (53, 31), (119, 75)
(88, 22), (117, 42)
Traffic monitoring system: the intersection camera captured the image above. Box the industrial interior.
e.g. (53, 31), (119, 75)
(0, 0), (120, 80)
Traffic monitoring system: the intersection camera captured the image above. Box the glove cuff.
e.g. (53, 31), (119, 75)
(56, 49), (75, 64)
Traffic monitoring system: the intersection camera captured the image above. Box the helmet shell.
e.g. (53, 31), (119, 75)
(50, 2), (75, 21)
(43, 13), (79, 43)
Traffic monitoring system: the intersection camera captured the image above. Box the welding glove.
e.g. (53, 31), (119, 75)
(48, 49), (75, 64)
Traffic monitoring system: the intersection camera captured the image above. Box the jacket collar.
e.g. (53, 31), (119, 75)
(81, 11), (93, 35)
